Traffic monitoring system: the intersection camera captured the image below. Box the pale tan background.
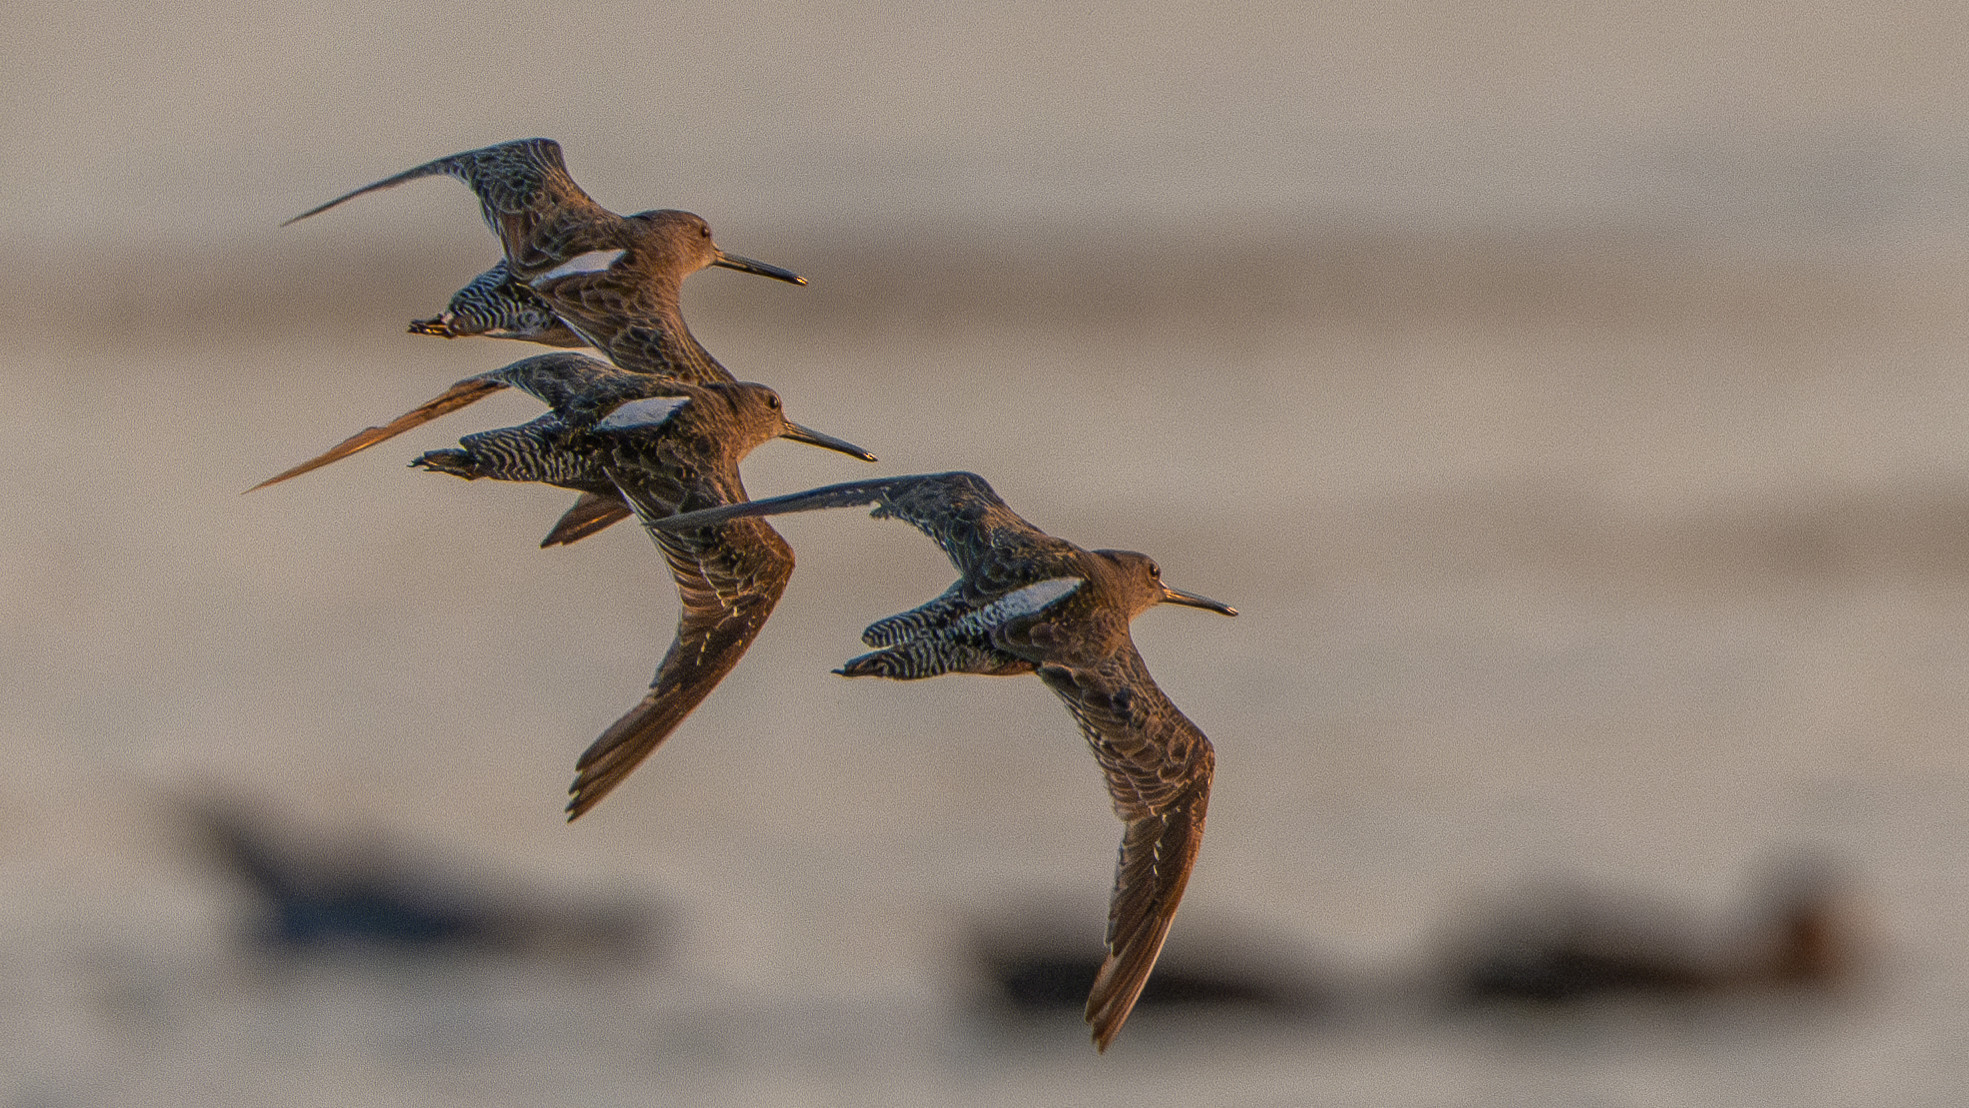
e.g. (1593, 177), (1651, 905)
(6, 3), (1969, 1105)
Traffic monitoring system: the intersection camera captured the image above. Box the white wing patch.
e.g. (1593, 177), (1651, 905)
(595, 396), (691, 432)
(533, 249), (627, 284)
(967, 576), (1083, 632)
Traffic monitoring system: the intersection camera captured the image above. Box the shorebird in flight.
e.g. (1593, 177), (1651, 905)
(285, 137), (805, 375)
(278, 138), (807, 540)
(375, 352), (872, 814)
(650, 471), (1235, 1051)
(246, 334), (869, 544)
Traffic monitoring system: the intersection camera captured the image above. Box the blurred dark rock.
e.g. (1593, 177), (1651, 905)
(178, 797), (658, 963)
(969, 906), (1327, 1028)
(1442, 856), (1863, 1008)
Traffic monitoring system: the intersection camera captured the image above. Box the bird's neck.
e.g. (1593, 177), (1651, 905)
(669, 321), (729, 382)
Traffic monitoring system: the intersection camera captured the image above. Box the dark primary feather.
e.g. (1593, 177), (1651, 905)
(649, 470), (1233, 1051)
(555, 395), (824, 815)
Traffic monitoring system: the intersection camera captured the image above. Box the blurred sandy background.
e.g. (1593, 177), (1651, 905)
(7, 2), (1969, 1105)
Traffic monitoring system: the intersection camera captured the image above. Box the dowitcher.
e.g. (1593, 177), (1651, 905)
(648, 471), (1236, 1051)
(276, 138), (807, 540)
(394, 353), (873, 815)
(247, 346), (870, 544)
(286, 138), (804, 379)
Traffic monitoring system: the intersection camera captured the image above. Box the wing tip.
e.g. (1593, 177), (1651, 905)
(1082, 946), (1154, 1053)
(539, 494), (633, 547)
(243, 455), (336, 493)
(245, 374), (510, 493)
(1084, 1002), (1131, 1054)
(563, 786), (601, 822)
(1078, 773), (1214, 1052)
(564, 756), (631, 821)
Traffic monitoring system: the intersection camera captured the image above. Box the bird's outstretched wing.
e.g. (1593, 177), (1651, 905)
(246, 374), (510, 491)
(540, 492), (635, 548)
(245, 353), (637, 492)
(565, 516), (794, 818)
(645, 471), (1063, 578)
(1037, 649), (1215, 1052)
(488, 352), (657, 416)
(283, 138), (615, 274)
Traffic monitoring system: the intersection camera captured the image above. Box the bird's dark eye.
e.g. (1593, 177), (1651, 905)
(700, 225), (712, 239)
(1148, 561), (1161, 579)
(766, 394), (781, 409)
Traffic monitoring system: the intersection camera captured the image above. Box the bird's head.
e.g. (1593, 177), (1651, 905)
(1094, 550), (1238, 621)
(624, 210), (806, 287)
(723, 383), (877, 463)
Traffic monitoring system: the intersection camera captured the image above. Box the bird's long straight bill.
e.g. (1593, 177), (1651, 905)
(781, 423), (876, 461)
(712, 250), (806, 286)
(1161, 584), (1238, 617)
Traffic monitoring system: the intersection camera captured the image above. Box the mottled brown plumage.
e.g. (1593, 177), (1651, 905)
(245, 343), (867, 545)
(650, 471), (1235, 1051)
(394, 353), (874, 818)
(273, 138), (809, 540)
(284, 137), (804, 380)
